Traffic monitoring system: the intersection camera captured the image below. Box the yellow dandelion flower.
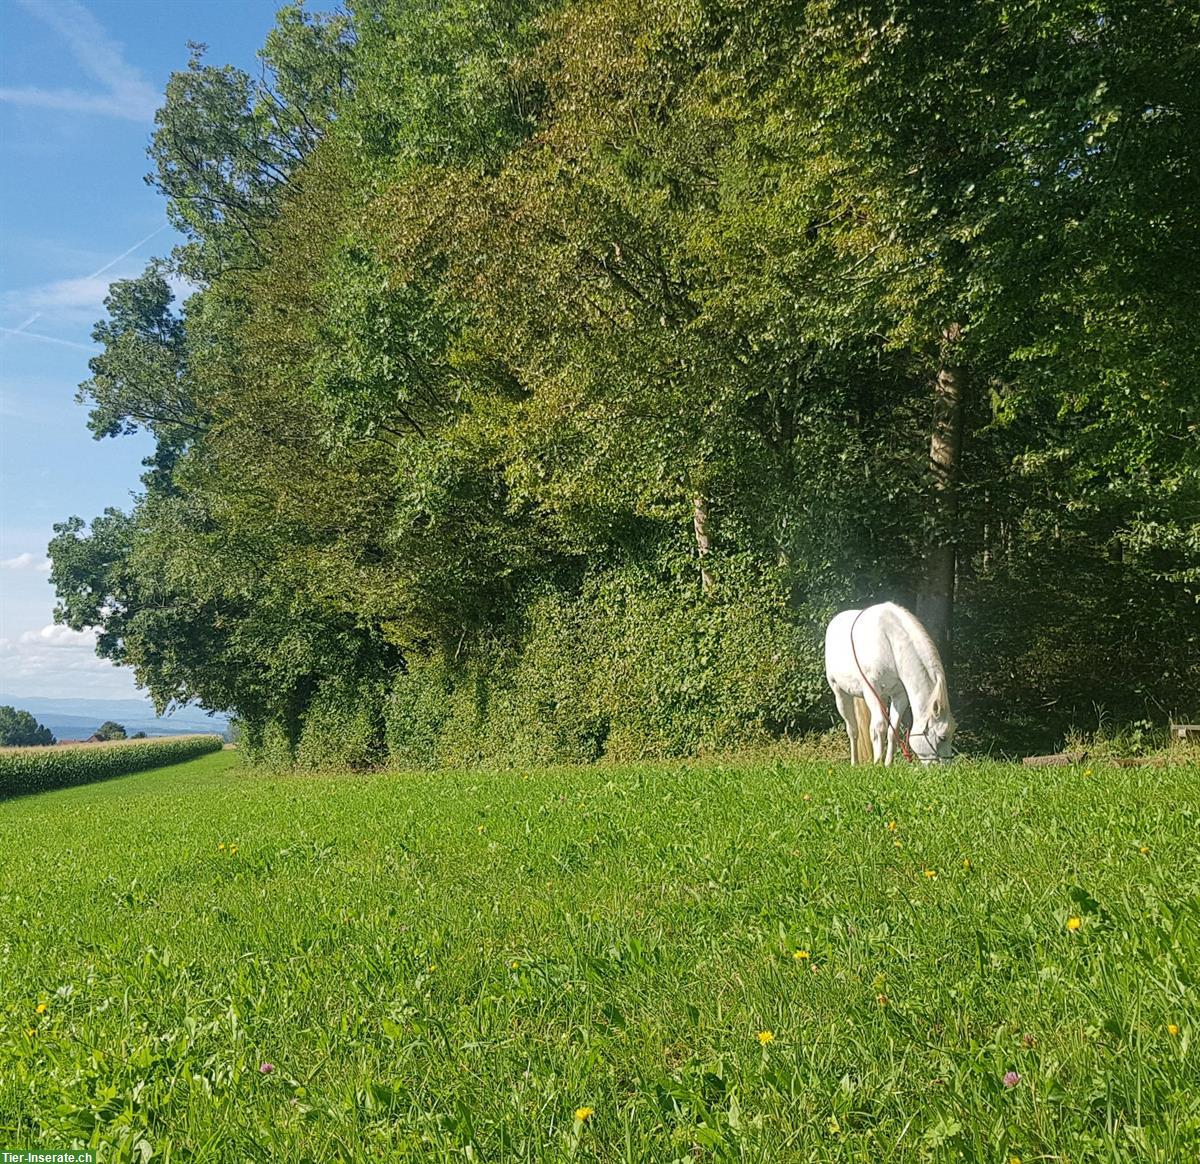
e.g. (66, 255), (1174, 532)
(923, 869), (937, 879)
(575, 1106), (594, 1121)
(1010, 1156), (1022, 1164)
(757, 1030), (774, 1045)
(35, 1002), (47, 1014)
(218, 842), (226, 851)
(477, 824), (485, 833)
(886, 821), (897, 832)
(794, 949), (810, 961)
(1167, 1023), (1179, 1036)
(1066, 916), (1082, 932)
(1083, 768), (1093, 776)
(962, 858), (972, 869)
(893, 840), (902, 849)
(230, 844), (238, 854)
(511, 960), (520, 969)
(803, 793), (812, 801)
(1139, 846), (1149, 855)
(26, 1027), (36, 1038)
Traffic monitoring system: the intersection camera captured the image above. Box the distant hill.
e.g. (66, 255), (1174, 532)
(0, 695), (230, 742)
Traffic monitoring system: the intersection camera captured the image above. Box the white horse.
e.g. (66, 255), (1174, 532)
(825, 602), (956, 765)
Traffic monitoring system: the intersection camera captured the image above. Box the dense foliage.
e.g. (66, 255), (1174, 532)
(50, 0), (1199, 762)
(0, 735), (224, 799)
(0, 707), (55, 748)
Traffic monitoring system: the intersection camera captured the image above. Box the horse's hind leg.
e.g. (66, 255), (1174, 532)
(832, 686), (860, 764)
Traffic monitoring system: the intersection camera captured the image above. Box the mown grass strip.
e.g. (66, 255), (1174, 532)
(0, 734), (224, 799)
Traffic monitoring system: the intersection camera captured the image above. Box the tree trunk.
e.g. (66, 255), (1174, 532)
(916, 325), (966, 663)
(692, 494), (713, 593)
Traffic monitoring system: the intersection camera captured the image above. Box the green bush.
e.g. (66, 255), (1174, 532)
(384, 653), (453, 767)
(0, 735), (224, 799)
(239, 718), (296, 771)
(381, 561), (831, 768)
(296, 676), (386, 770)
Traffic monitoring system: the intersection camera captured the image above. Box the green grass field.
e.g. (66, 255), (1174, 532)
(1, 752), (1197, 1162)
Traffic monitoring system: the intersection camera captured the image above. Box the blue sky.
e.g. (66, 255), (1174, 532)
(1, 0), (280, 698)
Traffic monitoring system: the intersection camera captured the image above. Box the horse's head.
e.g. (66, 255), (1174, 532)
(911, 691), (956, 764)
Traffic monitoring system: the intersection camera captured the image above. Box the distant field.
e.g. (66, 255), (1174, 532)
(1, 752), (1196, 1161)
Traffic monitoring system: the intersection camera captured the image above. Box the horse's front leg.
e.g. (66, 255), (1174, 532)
(869, 704), (889, 765)
(886, 690), (909, 766)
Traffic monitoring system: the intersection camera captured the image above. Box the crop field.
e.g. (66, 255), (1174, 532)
(1, 751), (1197, 1162)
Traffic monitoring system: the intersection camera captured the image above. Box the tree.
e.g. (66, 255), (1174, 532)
(79, 264), (198, 471)
(49, 0), (1198, 762)
(0, 707), (55, 747)
(147, 3), (354, 282)
(94, 722), (128, 741)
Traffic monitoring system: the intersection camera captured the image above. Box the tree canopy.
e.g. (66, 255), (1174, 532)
(51, 0), (1199, 763)
(0, 707), (55, 748)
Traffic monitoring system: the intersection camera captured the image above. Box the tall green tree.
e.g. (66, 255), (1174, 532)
(50, 0), (1198, 760)
(0, 708), (55, 747)
(148, 3), (353, 281)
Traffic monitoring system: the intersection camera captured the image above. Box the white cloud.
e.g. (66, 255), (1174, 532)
(19, 623), (97, 648)
(0, 0), (159, 122)
(0, 622), (135, 699)
(0, 553), (52, 572)
(0, 223), (170, 351)
(0, 83), (154, 120)
(23, 274), (114, 312)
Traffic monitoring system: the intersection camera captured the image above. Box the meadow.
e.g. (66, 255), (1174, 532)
(1, 751), (1196, 1162)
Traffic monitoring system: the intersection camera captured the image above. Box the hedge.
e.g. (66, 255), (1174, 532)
(0, 735), (225, 799)
(382, 561), (830, 768)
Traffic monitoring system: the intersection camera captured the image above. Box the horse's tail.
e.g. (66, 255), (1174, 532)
(853, 697), (872, 764)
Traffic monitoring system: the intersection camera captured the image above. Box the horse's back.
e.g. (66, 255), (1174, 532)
(825, 603), (912, 688)
(824, 607), (863, 689)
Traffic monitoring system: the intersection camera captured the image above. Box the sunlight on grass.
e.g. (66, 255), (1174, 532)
(0, 751), (1196, 1160)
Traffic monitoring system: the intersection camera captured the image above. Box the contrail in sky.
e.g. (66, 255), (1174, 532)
(86, 222), (171, 282)
(0, 327), (95, 352)
(1, 222), (170, 349)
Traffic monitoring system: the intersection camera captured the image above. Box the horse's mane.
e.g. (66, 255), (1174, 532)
(883, 603), (952, 714)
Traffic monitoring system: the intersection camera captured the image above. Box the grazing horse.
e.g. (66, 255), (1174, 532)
(824, 603), (956, 765)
